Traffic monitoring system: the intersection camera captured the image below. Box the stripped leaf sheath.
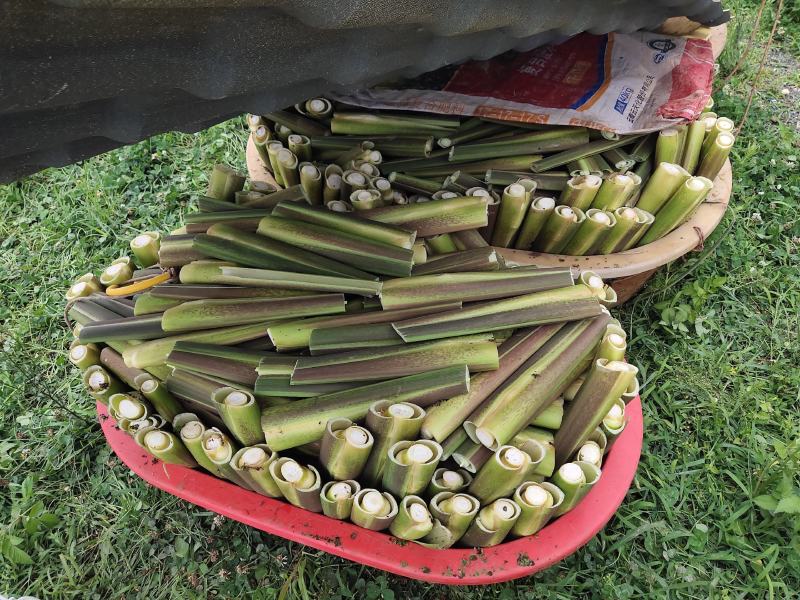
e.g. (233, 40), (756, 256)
(680, 120), (708, 174)
(590, 173), (635, 211)
(511, 481), (564, 536)
(98, 347), (148, 388)
(361, 401), (425, 486)
(135, 428), (198, 467)
(200, 428), (253, 489)
(381, 440), (443, 497)
(320, 480), (361, 520)
(254, 376), (354, 398)
(448, 128), (589, 162)
(468, 445), (531, 504)
(465, 313), (611, 450)
(696, 133), (734, 181)
(308, 322), (402, 354)
(83, 365), (126, 405)
(635, 162), (691, 215)
(638, 177), (713, 245)
(554, 359), (637, 465)
(600, 397), (627, 452)
(206, 164), (245, 202)
(655, 128), (680, 164)
(260, 366), (470, 451)
(198, 222), (375, 279)
(175, 418), (221, 474)
(269, 457), (323, 512)
(460, 498), (521, 547)
(530, 136), (642, 173)
(78, 314), (165, 343)
(257, 215), (413, 277)
(360, 196), (489, 237)
(160, 294), (346, 333)
(270, 200), (416, 250)
(701, 117), (735, 156)
(392, 283), (603, 343)
(622, 376), (640, 406)
(560, 209), (616, 256)
(429, 492), (480, 543)
(421, 325), (565, 443)
(559, 174), (602, 211)
(290, 334), (498, 384)
(491, 183), (532, 247)
(425, 233), (458, 255)
(439, 428), (468, 460)
(319, 418), (374, 480)
(530, 397), (564, 430)
(595, 207), (639, 255)
(621, 208), (656, 250)
(379, 268), (574, 310)
(451, 229), (489, 250)
(256, 354), (298, 376)
(389, 496), (434, 541)
(551, 461), (601, 516)
(350, 488), (399, 531)
(530, 205), (585, 253)
(210, 387), (265, 446)
(133, 373), (182, 422)
(511, 427), (556, 477)
(134, 293), (184, 316)
(425, 468), (472, 497)
(512, 197), (556, 250)
(230, 444), (283, 498)
(411, 248), (499, 275)
(478, 195), (500, 242)
(451, 439), (493, 474)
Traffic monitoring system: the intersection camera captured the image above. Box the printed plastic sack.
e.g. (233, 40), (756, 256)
(333, 32), (714, 133)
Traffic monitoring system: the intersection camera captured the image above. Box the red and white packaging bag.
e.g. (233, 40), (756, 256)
(333, 32), (714, 133)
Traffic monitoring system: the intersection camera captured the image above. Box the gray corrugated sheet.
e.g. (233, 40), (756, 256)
(0, 0), (728, 183)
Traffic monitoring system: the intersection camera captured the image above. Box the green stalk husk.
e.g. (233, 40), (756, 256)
(287, 134), (311, 162)
(511, 426), (556, 477)
(382, 439), (442, 497)
(161, 294), (345, 332)
(320, 480), (361, 519)
(129, 232), (161, 268)
(451, 229), (489, 250)
(350, 189), (384, 211)
(97, 346), (148, 388)
(530, 136), (642, 173)
(511, 481), (564, 537)
(173, 418), (220, 474)
(68, 341), (101, 370)
(421, 325), (564, 442)
(530, 205), (585, 253)
(109, 393), (151, 424)
(595, 331), (627, 362)
(260, 366), (470, 451)
(255, 353), (299, 376)
(308, 322), (402, 354)
(297, 163), (323, 206)
(200, 428), (254, 488)
(460, 498), (521, 547)
(451, 439), (493, 474)
(205, 164), (245, 202)
(210, 387), (264, 446)
(638, 176), (714, 245)
(392, 282), (603, 343)
(485, 170), (569, 191)
(389, 496), (434, 541)
(82, 365), (126, 405)
(512, 196), (556, 250)
(350, 489), (398, 531)
(530, 397), (564, 430)
(197, 223), (374, 279)
(230, 444), (282, 497)
(468, 445), (531, 504)
(465, 313), (611, 449)
(590, 173), (635, 211)
(267, 301), (460, 351)
(122, 321), (270, 369)
(561, 209), (615, 255)
(133, 373), (182, 422)
(629, 134), (657, 163)
(696, 132), (734, 181)
(601, 398), (627, 452)
(634, 162), (691, 215)
(184, 209), (273, 234)
(437, 121), (508, 148)
(156, 235), (208, 267)
(449, 128), (589, 162)
(490, 183), (532, 247)
(680, 120), (708, 174)
(237, 185), (305, 209)
(257, 215), (412, 278)
(361, 401), (425, 486)
(620, 208), (656, 250)
(65, 274), (102, 302)
(576, 440), (604, 467)
(98, 258), (133, 287)
(318, 418), (374, 480)
(291, 334), (498, 384)
(429, 492), (480, 544)
(268, 457), (323, 512)
(622, 376), (640, 405)
(360, 196), (488, 237)
(426, 468), (472, 496)
(331, 112), (460, 136)
(594, 206), (640, 254)
(271, 200), (416, 250)
(379, 267), (574, 310)
(136, 429), (197, 467)
(254, 376), (354, 398)
(252, 124), (271, 166)
(151, 282), (304, 301)
(551, 461), (601, 516)
(603, 147), (636, 171)
(701, 116), (734, 154)
(411, 247), (500, 275)
(266, 110), (329, 137)
(655, 128), (680, 164)
(388, 172), (442, 196)
(134, 293), (184, 316)
(426, 233), (459, 255)
(559, 174), (602, 211)
(77, 314), (164, 343)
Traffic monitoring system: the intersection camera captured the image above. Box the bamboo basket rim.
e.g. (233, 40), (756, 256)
(98, 396), (642, 584)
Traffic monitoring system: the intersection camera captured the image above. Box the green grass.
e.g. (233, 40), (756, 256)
(1, 3), (799, 598)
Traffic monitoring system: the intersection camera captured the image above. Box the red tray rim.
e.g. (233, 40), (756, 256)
(98, 397), (642, 585)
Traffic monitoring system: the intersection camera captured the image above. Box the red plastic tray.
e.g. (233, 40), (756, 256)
(98, 397), (642, 584)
